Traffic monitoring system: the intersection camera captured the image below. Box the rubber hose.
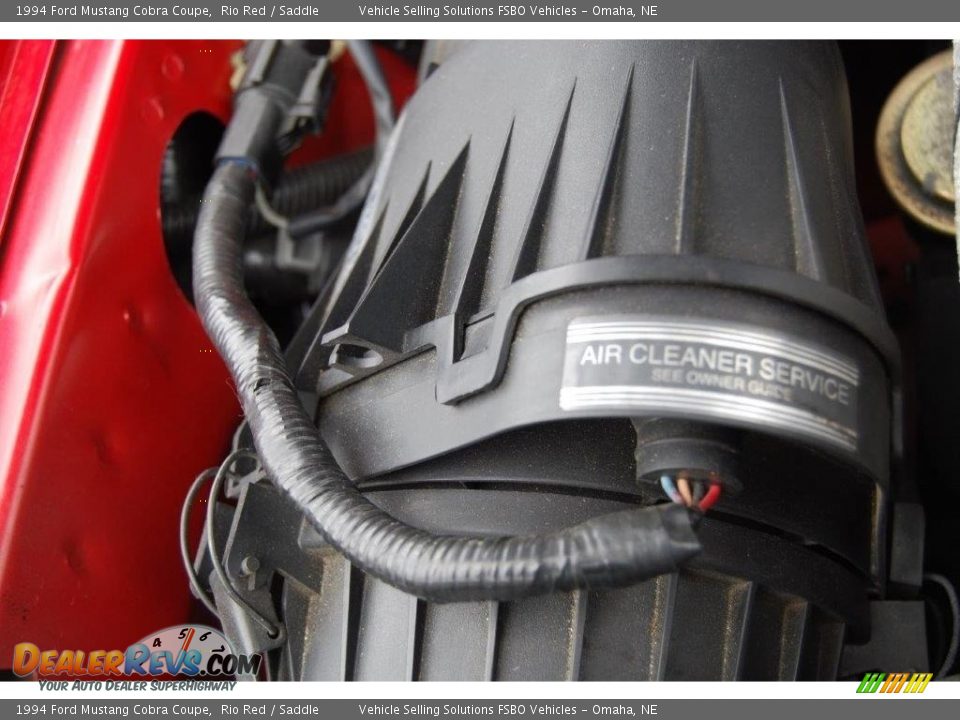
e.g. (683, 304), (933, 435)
(193, 161), (702, 603)
(163, 147), (372, 244)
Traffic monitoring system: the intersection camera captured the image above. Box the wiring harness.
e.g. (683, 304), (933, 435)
(187, 40), (703, 605)
(660, 475), (722, 513)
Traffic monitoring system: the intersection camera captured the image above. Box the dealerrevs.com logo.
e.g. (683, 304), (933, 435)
(856, 672), (933, 694)
(13, 625), (261, 679)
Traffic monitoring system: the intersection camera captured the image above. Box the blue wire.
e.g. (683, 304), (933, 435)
(660, 475), (683, 504)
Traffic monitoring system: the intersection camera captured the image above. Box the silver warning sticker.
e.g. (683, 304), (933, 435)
(560, 316), (860, 452)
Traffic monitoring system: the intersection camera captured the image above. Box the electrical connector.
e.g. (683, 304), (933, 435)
(216, 40), (332, 187)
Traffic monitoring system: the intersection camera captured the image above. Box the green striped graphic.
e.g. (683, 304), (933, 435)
(857, 672), (886, 693)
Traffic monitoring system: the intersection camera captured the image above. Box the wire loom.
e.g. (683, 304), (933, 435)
(191, 159), (702, 603)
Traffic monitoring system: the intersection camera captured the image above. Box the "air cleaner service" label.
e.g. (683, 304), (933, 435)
(559, 316), (860, 452)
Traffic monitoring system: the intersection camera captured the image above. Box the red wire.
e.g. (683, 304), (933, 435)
(698, 484), (722, 512)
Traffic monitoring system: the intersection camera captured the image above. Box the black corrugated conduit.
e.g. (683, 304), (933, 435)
(163, 147), (372, 245)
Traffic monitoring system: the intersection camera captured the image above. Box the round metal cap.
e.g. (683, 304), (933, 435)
(876, 49), (956, 236)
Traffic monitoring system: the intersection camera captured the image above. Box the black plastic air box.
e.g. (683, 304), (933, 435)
(277, 40), (899, 680)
